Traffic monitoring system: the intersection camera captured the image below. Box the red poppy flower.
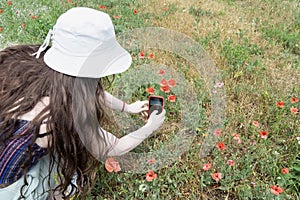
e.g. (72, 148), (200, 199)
(203, 163), (212, 171)
(162, 7), (169, 11)
(270, 185), (284, 195)
(159, 78), (168, 86)
(0, 27), (3, 32)
(290, 107), (298, 114)
(160, 85), (170, 93)
(113, 15), (121, 19)
(139, 51), (145, 58)
(276, 101), (284, 108)
(21, 23), (26, 28)
(281, 168), (289, 174)
(105, 157), (121, 173)
(0, 9), (3, 14)
(260, 131), (268, 139)
(291, 97), (299, 103)
(147, 158), (156, 164)
(232, 133), (240, 140)
(211, 172), (222, 182)
(227, 160), (235, 166)
(216, 142), (225, 150)
(146, 170), (157, 181)
(31, 15), (35, 19)
(168, 95), (176, 102)
(214, 128), (222, 137)
(7, 1), (12, 5)
(168, 79), (176, 87)
(148, 53), (154, 59)
(252, 121), (259, 127)
(157, 69), (165, 75)
(99, 5), (107, 10)
(133, 9), (137, 14)
(67, 0), (71, 3)
(146, 87), (154, 94)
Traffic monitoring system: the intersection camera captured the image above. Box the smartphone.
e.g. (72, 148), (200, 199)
(148, 96), (164, 117)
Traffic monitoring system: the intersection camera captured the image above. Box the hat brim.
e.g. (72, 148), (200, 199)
(44, 39), (132, 78)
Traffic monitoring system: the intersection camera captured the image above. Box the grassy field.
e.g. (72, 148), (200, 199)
(1, 0), (300, 199)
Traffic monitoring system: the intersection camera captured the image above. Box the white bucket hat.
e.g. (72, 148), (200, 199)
(33, 7), (132, 78)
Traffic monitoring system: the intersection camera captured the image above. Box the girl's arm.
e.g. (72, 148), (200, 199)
(103, 91), (148, 114)
(100, 109), (166, 157)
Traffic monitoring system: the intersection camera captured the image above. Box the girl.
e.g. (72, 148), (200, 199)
(0, 7), (165, 199)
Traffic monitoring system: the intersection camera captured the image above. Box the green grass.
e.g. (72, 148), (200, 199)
(1, 0), (300, 199)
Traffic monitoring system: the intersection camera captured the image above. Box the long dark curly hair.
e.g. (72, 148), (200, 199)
(0, 44), (115, 199)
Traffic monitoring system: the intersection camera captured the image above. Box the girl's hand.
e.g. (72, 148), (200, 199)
(125, 100), (148, 114)
(145, 109), (166, 133)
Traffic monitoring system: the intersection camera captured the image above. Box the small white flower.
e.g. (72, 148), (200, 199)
(296, 137), (300, 141)
(139, 184), (148, 193)
(214, 82), (224, 88)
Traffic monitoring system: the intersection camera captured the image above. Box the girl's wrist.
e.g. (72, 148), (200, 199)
(121, 101), (126, 112)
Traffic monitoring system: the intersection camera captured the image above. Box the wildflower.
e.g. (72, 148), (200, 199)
(30, 15), (35, 19)
(146, 170), (157, 181)
(168, 95), (176, 102)
(297, 137), (300, 145)
(227, 160), (235, 166)
(281, 168), (289, 174)
(203, 163), (212, 171)
(290, 107), (298, 114)
(67, 0), (71, 3)
(138, 51), (145, 58)
(159, 78), (168, 86)
(214, 82), (224, 88)
(291, 97), (299, 103)
(21, 23), (26, 28)
(133, 9), (137, 14)
(147, 158), (156, 164)
(214, 128), (222, 137)
(162, 7), (169, 11)
(148, 53), (154, 59)
(232, 133), (242, 144)
(253, 121), (259, 127)
(0, 9), (3, 14)
(0, 27), (2, 32)
(99, 5), (107, 10)
(276, 101), (284, 108)
(157, 69), (165, 75)
(160, 85), (170, 93)
(168, 79), (176, 87)
(105, 157), (121, 173)
(146, 87), (154, 94)
(211, 172), (222, 182)
(139, 184), (148, 192)
(250, 182), (256, 187)
(8, 1), (12, 5)
(113, 15), (121, 19)
(260, 131), (268, 139)
(216, 142), (225, 150)
(270, 185), (284, 195)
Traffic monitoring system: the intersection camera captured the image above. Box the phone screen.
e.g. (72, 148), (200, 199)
(149, 97), (163, 107)
(148, 96), (164, 116)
